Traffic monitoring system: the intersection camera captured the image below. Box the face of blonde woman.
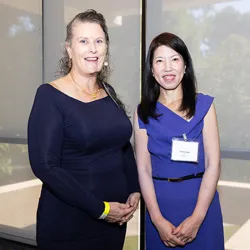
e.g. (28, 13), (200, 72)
(67, 21), (107, 76)
(152, 45), (186, 91)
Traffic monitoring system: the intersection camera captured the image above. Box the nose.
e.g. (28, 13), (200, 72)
(89, 42), (97, 53)
(164, 58), (172, 71)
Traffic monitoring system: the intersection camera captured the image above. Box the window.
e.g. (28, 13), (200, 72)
(0, 0), (42, 244)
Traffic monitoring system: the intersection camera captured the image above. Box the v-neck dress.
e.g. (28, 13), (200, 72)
(28, 84), (139, 250)
(138, 93), (224, 250)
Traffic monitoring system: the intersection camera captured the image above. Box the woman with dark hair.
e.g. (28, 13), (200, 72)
(134, 32), (224, 249)
(28, 9), (140, 250)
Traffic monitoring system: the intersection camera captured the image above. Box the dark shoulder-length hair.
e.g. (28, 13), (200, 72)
(138, 32), (197, 124)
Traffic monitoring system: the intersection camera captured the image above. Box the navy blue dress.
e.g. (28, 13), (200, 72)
(28, 84), (139, 250)
(139, 94), (224, 250)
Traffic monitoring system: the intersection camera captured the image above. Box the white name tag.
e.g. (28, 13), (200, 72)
(171, 138), (199, 163)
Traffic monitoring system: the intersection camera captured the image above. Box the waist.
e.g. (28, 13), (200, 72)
(152, 172), (204, 182)
(61, 151), (125, 170)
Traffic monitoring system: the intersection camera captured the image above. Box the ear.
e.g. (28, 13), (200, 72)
(65, 42), (72, 59)
(151, 68), (155, 77)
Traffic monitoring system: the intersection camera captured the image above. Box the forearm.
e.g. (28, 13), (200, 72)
(192, 165), (221, 220)
(193, 102), (221, 221)
(139, 168), (163, 223)
(31, 162), (104, 218)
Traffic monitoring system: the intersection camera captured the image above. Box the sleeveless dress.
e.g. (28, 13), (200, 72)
(139, 93), (224, 250)
(28, 84), (139, 250)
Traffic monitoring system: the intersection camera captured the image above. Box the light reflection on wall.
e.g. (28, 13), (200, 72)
(113, 16), (123, 26)
(8, 16), (35, 37)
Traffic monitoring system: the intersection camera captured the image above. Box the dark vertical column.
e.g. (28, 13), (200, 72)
(43, 0), (65, 82)
(146, 0), (163, 50)
(140, 1), (163, 249)
(140, 0), (146, 249)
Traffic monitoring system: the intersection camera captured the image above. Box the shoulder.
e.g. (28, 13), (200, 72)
(195, 93), (215, 118)
(196, 92), (214, 103)
(35, 83), (66, 99)
(196, 92), (214, 108)
(135, 106), (147, 129)
(36, 83), (55, 96)
(33, 84), (63, 110)
(36, 75), (67, 96)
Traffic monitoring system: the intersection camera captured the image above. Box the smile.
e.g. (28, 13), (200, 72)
(84, 57), (98, 62)
(163, 74), (175, 81)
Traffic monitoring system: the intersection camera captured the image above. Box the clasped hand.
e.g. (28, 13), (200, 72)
(155, 215), (202, 248)
(171, 215), (202, 245)
(105, 192), (140, 225)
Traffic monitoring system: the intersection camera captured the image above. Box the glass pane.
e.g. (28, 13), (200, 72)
(220, 158), (250, 183)
(146, 0), (250, 249)
(0, 144), (33, 186)
(0, 0), (42, 244)
(0, 1), (42, 138)
(219, 160), (250, 248)
(43, 1), (141, 249)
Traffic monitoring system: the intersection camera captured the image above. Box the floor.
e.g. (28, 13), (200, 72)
(0, 238), (36, 250)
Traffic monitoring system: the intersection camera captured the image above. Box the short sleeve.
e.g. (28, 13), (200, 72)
(137, 108), (146, 129)
(196, 93), (214, 119)
(203, 94), (214, 114)
(138, 117), (146, 129)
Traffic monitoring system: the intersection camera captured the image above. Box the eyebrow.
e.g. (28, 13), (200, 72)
(170, 54), (180, 58)
(154, 54), (180, 59)
(77, 36), (105, 41)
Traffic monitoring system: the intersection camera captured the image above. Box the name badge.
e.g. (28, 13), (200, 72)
(171, 134), (199, 163)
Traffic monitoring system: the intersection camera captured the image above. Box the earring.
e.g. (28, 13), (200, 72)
(104, 61), (108, 66)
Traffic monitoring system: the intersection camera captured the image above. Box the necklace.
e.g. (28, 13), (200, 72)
(70, 74), (100, 99)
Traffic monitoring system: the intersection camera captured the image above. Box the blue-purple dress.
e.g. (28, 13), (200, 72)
(139, 94), (224, 250)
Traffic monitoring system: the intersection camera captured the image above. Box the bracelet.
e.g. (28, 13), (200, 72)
(98, 201), (110, 219)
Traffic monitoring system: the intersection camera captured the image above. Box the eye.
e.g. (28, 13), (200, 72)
(80, 39), (87, 44)
(172, 57), (179, 62)
(96, 39), (104, 44)
(156, 59), (163, 63)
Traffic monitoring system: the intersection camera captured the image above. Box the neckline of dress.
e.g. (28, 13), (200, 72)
(46, 83), (109, 104)
(157, 101), (194, 123)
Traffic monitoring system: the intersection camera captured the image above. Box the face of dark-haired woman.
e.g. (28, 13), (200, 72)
(152, 45), (186, 91)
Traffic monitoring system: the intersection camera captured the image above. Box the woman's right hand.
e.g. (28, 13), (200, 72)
(154, 217), (186, 247)
(104, 202), (134, 223)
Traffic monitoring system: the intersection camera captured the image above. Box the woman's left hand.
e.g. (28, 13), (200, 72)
(119, 192), (140, 225)
(172, 215), (203, 243)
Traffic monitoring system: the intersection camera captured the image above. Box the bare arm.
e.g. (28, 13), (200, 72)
(192, 103), (221, 221)
(134, 111), (185, 247)
(133, 111), (162, 223)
